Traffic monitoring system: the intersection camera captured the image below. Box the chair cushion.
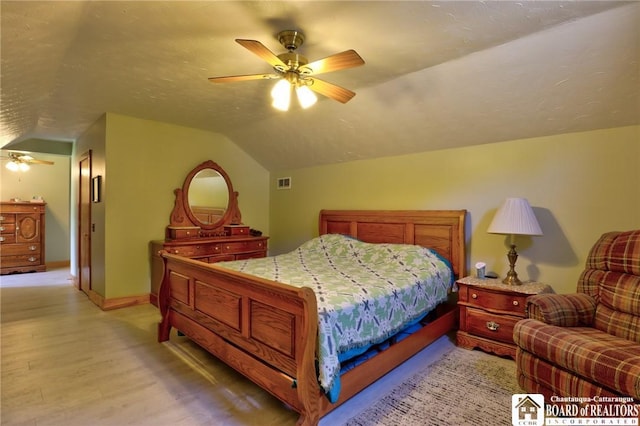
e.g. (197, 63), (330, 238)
(516, 349), (624, 400)
(514, 318), (640, 399)
(526, 293), (596, 327)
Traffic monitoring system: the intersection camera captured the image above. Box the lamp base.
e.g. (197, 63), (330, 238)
(501, 272), (523, 286)
(502, 244), (523, 285)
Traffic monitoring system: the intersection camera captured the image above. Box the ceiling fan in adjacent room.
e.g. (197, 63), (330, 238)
(208, 30), (365, 111)
(1, 151), (54, 172)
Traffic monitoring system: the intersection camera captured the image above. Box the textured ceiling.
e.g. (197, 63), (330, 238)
(1, 1), (639, 171)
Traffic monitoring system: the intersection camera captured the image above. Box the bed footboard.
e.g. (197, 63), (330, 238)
(158, 251), (321, 425)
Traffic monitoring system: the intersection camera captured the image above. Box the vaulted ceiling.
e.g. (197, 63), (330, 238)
(1, 1), (638, 171)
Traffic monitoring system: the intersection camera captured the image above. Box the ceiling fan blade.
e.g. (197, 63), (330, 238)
(236, 39), (287, 69)
(307, 78), (356, 104)
(300, 50), (365, 75)
(28, 159), (54, 165)
(208, 73), (280, 83)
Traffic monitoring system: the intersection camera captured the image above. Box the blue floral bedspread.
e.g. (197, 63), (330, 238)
(216, 234), (453, 397)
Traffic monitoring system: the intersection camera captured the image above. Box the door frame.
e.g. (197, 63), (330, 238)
(78, 150), (92, 294)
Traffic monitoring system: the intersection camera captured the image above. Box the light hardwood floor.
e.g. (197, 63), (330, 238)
(0, 268), (455, 426)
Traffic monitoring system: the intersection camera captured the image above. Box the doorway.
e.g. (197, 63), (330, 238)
(78, 151), (91, 294)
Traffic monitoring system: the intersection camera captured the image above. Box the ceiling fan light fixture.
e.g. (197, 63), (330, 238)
(296, 85), (317, 109)
(5, 160), (29, 172)
(271, 79), (291, 111)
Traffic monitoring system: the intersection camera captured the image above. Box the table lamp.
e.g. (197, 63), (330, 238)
(487, 198), (543, 285)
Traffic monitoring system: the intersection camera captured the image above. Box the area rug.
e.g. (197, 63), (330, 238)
(344, 348), (521, 426)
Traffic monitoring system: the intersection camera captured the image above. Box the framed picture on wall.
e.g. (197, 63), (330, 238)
(92, 175), (102, 203)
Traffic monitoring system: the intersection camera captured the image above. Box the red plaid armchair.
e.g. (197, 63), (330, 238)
(513, 230), (640, 401)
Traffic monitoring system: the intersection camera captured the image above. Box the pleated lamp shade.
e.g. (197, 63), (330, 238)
(487, 198), (542, 236)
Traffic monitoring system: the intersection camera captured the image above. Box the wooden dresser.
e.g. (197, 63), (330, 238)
(150, 159), (269, 307)
(456, 276), (552, 358)
(150, 235), (267, 306)
(0, 201), (46, 274)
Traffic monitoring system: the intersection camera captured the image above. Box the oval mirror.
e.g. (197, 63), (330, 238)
(182, 160), (235, 230)
(188, 169), (229, 226)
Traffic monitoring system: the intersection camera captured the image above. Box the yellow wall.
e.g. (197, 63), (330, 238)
(269, 126), (640, 294)
(75, 113), (270, 299)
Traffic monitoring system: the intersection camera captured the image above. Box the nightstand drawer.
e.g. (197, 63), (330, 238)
(459, 286), (527, 316)
(463, 307), (520, 344)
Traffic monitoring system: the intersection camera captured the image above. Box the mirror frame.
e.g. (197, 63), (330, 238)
(167, 160), (242, 238)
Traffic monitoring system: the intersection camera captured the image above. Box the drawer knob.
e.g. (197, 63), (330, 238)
(486, 321), (500, 331)
(29, 245), (37, 251)
(0, 237), (4, 242)
(0, 226), (4, 231)
(28, 256), (37, 262)
(513, 300), (519, 306)
(471, 293), (478, 299)
(0, 216), (4, 221)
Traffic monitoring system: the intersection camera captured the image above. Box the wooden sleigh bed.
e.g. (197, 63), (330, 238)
(158, 209), (466, 425)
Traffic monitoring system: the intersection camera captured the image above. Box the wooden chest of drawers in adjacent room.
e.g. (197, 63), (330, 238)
(456, 276), (552, 359)
(0, 202), (46, 274)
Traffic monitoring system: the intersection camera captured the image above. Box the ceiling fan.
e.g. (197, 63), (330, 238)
(1, 151), (54, 172)
(208, 30), (365, 110)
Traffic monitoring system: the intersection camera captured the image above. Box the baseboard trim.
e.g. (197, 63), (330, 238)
(45, 260), (70, 269)
(69, 273), (151, 310)
(102, 294), (150, 310)
(85, 289), (150, 311)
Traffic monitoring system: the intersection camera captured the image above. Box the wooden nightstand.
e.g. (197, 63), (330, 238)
(456, 276), (552, 358)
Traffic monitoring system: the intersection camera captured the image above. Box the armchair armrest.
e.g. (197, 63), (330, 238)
(526, 293), (596, 327)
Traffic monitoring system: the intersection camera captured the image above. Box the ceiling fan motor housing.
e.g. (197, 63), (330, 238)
(277, 30), (305, 51)
(277, 52), (309, 71)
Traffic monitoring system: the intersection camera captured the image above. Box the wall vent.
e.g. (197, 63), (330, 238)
(277, 177), (292, 190)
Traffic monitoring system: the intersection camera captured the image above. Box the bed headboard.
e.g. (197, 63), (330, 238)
(319, 209), (467, 279)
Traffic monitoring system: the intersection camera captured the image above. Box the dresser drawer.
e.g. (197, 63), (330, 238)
(1, 243), (41, 255)
(459, 286), (527, 316)
(235, 251), (266, 260)
(462, 307), (520, 344)
(2, 254), (42, 268)
(222, 240), (266, 254)
(0, 223), (16, 233)
(167, 242), (223, 257)
(0, 234), (17, 244)
(0, 214), (16, 223)
(1, 205), (44, 215)
(206, 255), (235, 263)
(163, 237), (267, 258)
